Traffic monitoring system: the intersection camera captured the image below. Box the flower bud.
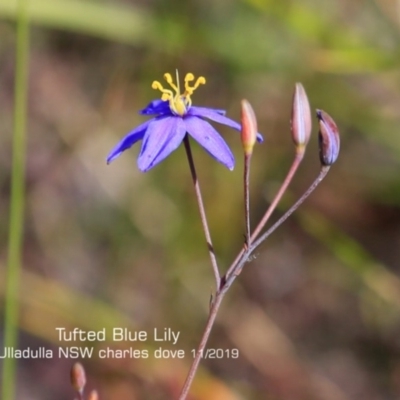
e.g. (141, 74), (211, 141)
(70, 362), (86, 394)
(88, 390), (99, 400)
(241, 99), (258, 155)
(291, 83), (312, 149)
(316, 109), (340, 166)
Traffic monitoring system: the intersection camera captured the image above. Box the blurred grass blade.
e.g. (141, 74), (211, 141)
(0, 0), (153, 45)
(2, 0), (29, 398)
(298, 208), (400, 307)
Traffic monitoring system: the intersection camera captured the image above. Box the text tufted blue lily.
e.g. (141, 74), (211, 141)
(107, 72), (263, 172)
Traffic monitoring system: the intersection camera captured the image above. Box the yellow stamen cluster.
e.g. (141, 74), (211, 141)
(152, 72), (206, 116)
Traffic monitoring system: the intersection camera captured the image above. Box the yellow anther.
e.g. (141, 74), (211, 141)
(184, 75), (206, 96)
(151, 81), (163, 91)
(163, 73), (179, 93)
(185, 73), (195, 83)
(151, 80), (173, 102)
(151, 72), (206, 116)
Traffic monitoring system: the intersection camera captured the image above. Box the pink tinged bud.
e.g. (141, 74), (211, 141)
(291, 83), (312, 148)
(241, 99), (258, 155)
(88, 390), (99, 400)
(316, 109), (340, 166)
(70, 362), (86, 394)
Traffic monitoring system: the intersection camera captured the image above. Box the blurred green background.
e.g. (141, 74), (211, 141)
(1, 0), (400, 399)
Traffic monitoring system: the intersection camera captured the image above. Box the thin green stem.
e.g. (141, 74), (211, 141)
(183, 136), (221, 289)
(178, 293), (224, 400)
(2, 0), (29, 398)
(244, 154), (252, 246)
(223, 167), (330, 295)
(250, 166), (330, 250)
(250, 149), (304, 241)
(226, 149), (304, 280)
(178, 163), (331, 399)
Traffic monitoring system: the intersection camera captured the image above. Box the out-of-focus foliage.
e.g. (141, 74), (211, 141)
(2, 0), (400, 399)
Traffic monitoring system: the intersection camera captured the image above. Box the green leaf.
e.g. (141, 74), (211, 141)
(0, 0), (154, 45)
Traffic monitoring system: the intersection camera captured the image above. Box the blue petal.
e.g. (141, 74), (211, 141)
(188, 106), (240, 129)
(107, 120), (151, 163)
(189, 106), (264, 143)
(189, 106), (226, 116)
(184, 116), (234, 170)
(140, 99), (171, 115)
(138, 116), (186, 172)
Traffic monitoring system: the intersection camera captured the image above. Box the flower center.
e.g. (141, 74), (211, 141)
(151, 72), (206, 116)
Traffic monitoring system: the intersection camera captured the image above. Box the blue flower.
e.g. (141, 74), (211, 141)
(107, 72), (263, 172)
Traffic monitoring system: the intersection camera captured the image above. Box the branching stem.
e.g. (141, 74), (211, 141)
(226, 149), (304, 279)
(179, 162), (330, 400)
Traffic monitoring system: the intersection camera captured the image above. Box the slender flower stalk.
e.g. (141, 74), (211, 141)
(224, 152), (304, 280)
(2, 0), (29, 399)
(243, 155), (251, 245)
(241, 100), (258, 245)
(220, 162), (324, 289)
(228, 110), (340, 281)
(251, 82), (311, 241)
(183, 136), (221, 288)
(250, 166), (330, 250)
(250, 151), (304, 243)
(226, 83), (312, 279)
(179, 293), (224, 400)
